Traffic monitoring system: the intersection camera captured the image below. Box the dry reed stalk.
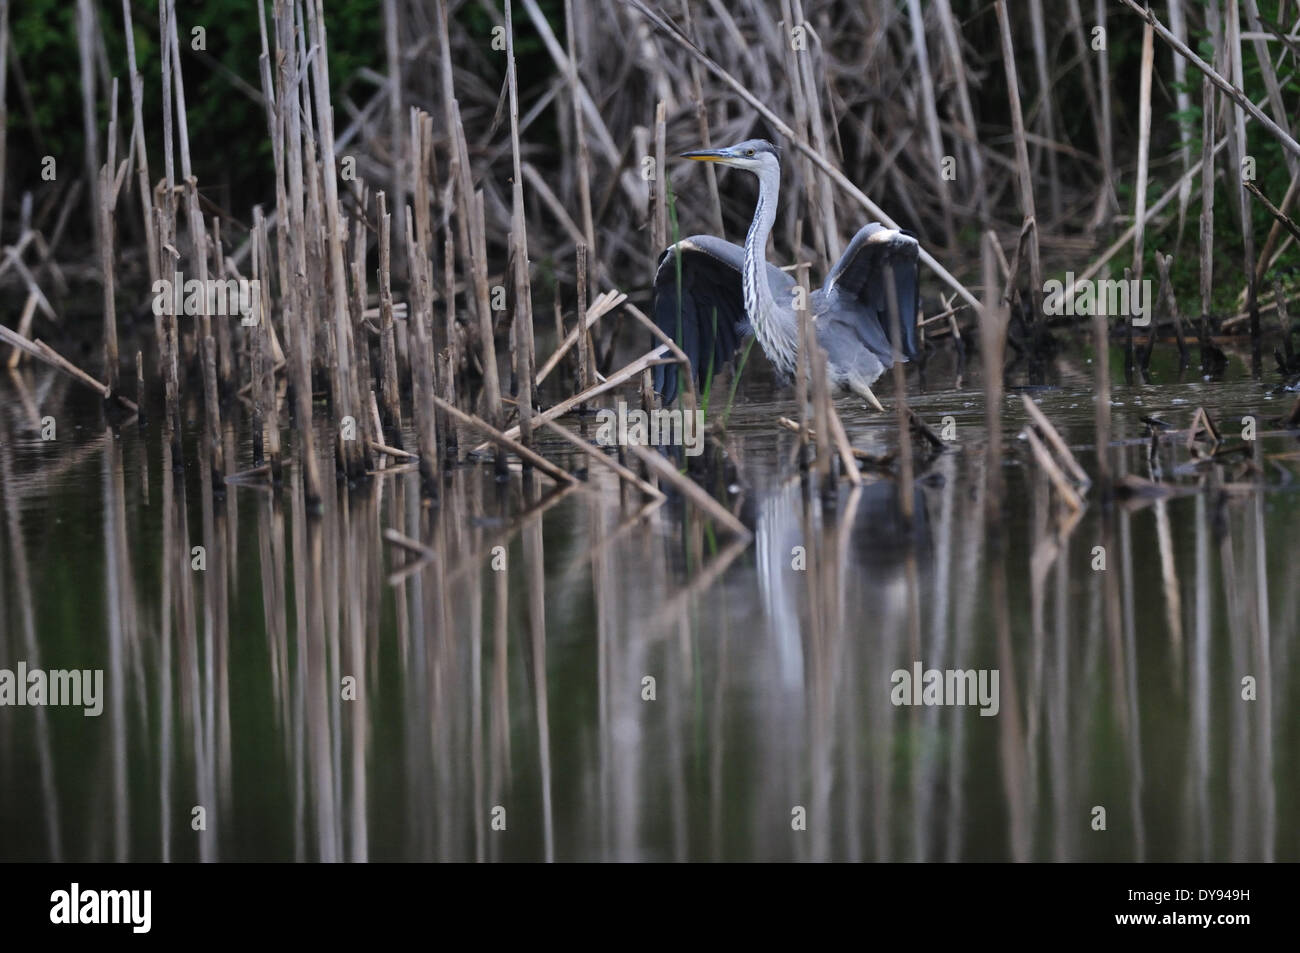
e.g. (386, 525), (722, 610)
(0, 326), (136, 412)
(1027, 0), (1061, 223)
(1199, 68), (1215, 358)
(1132, 22), (1154, 285)
(120, 0), (158, 287)
(1154, 251), (1190, 367)
(201, 336), (223, 490)
(981, 231), (1008, 518)
(651, 101), (667, 265)
(135, 351), (144, 422)
(4, 292), (37, 369)
(253, 207), (282, 480)
(166, 0), (224, 482)
(994, 0), (1042, 323)
(885, 264), (913, 520)
(1244, 0), (1299, 179)
(790, 0), (839, 261)
(1224, 0), (1262, 371)
(306, 0), (367, 478)
(793, 257), (812, 473)
(563, 0), (599, 263)
(1255, 174), (1299, 284)
(350, 215), (375, 431)
(211, 218), (234, 392)
(273, 0), (320, 505)
(1244, 180), (1300, 244)
(576, 241), (590, 400)
(1022, 426), (1083, 513)
(431, 394), (573, 486)
(1273, 277), (1293, 367)
(1167, 0), (1194, 238)
(250, 218), (267, 467)
(473, 344), (674, 452)
(908, 0), (953, 242)
(75, 0), (99, 215)
(405, 217), (441, 495)
(536, 289), (628, 384)
(933, 0), (984, 218)
(677, 0), (723, 236)
(505, 1), (538, 452)
(98, 161), (119, 395)
(1077, 130), (1232, 288)
(376, 192), (403, 442)
(383, 0), (405, 265)
(154, 206), (182, 460)
(1020, 394), (1090, 489)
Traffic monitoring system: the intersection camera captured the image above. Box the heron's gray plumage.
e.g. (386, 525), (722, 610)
(653, 138), (921, 409)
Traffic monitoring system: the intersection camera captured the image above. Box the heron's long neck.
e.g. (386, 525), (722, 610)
(742, 167), (781, 339)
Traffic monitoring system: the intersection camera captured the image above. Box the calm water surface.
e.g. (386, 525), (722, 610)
(1, 343), (1298, 861)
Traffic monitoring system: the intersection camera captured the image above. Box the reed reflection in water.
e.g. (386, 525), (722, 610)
(0, 395), (1296, 861)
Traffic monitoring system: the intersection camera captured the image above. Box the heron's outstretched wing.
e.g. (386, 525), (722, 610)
(818, 224), (921, 362)
(651, 235), (794, 403)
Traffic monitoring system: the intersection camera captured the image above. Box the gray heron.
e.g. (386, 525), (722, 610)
(652, 139), (921, 411)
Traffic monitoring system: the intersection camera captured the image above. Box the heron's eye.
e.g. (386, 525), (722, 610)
(745, 149), (755, 156)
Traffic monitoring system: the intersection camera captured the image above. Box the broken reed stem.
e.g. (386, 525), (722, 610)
(536, 289), (626, 384)
(1020, 394), (1091, 488)
(0, 325), (137, 412)
(538, 418), (664, 500)
(1155, 251), (1190, 367)
(1244, 180), (1300, 245)
(1255, 174), (1300, 284)
(472, 344), (673, 453)
(432, 394), (572, 486)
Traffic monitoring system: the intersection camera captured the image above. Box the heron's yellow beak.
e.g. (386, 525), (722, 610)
(679, 148), (734, 163)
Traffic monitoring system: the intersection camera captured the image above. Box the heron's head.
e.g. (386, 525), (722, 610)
(680, 138), (780, 175)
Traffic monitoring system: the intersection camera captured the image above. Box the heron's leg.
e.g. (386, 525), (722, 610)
(848, 377), (886, 413)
